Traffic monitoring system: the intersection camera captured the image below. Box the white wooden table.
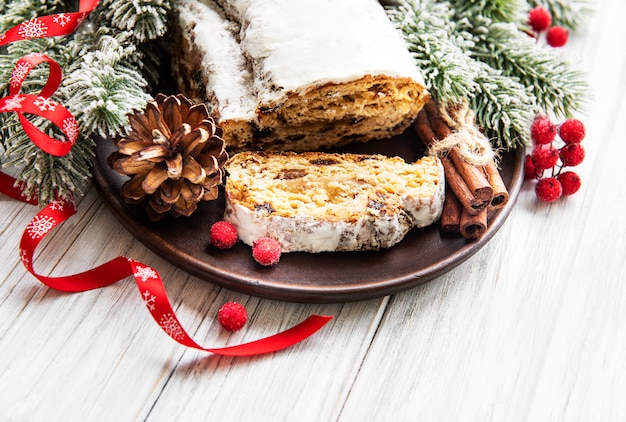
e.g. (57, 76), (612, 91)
(1, 2), (624, 420)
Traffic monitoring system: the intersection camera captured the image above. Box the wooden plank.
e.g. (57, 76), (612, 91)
(144, 299), (389, 421)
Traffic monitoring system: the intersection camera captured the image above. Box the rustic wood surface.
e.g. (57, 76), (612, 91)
(1, 2), (624, 420)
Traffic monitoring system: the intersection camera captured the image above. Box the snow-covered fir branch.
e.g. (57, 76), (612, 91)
(460, 16), (589, 119)
(447, 0), (526, 24)
(387, 0), (481, 104)
(60, 30), (153, 138)
(473, 66), (536, 147)
(389, 0), (539, 148)
(389, 0), (589, 148)
(3, 116), (95, 202)
(100, 0), (172, 43)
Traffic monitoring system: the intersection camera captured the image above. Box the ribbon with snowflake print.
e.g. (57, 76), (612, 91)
(0, 0), (96, 46)
(0, 53), (79, 156)
(0, 0), (97, 158)
(0, 0), (332, 357)
(16, 196), (332, 356)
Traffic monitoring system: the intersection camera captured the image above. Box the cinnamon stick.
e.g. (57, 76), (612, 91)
(424, 100), (452, 139)
(448, 148), (493, 202)
(441, 157), (489, 215)
(460, 206), (487, 240)
(441, 187), (462, 235)
(413, 109), (437, 146)
(483, 160), (509, 209)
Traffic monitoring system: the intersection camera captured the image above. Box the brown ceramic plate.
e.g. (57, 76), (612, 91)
(92, 129), (524, 303)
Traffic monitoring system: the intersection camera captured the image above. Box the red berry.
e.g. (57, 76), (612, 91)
(557, 171), (582, 195)
(546, 26), (569, 47)
(209, 220), (239, 249)
(530, 116), (557, 145)
(528, 6), (552, 32)
(252, 237), (282, 266)
(535, 177), (563, 202)
(559, 143), (585, 166)
(532, 145), (559, 170)
(559, 119), (586, 143)
(217, 301), (247, 331)
(524, 154), (537, 180)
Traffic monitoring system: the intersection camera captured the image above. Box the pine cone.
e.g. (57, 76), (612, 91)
(108, 94), (228, 222)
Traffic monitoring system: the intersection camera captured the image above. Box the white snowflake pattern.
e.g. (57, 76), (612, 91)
(52, 13), (72, 27)
(26, 215), (55, 240)
(142, 290), (157, 311)
(134, 265), (158, 282)
(48, 200), (65, 211)
(76, 13), (88, 26)
(0, 95), (26, 112)
(62, 117), (80, 143)
(18, 18), (48, 39)
(159, 313), (185, 341)
(19, 248), (30, 267)
(10, 62), (31, 88)
(33, 96), (58, 112)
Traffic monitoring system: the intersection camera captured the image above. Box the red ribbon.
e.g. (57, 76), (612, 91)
(0, 0), (331, 356)
(0, 0), (98, 47)
(1, 53), (78, 156)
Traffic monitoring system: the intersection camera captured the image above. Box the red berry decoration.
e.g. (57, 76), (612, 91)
(209, 220), (239, 249)
(559, 119), (586, 143)
(252, 237), (282, 266)
(526, 114), (587, 202)
(532, 145), (559, 170)
(528, 6), (552, 32)
(524, 154), (536, 180)
(546, 26), (569, 47)
(217, 301), (247, 331)
(530, 116), (557, 145)
(559, 143), (585, 166)
(535, 177), (563, 202)
(557, 171), (582, 195)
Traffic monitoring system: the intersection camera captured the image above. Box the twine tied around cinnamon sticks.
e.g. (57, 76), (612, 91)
(414, 99), (509, 240)
(428, 101), (495, 167)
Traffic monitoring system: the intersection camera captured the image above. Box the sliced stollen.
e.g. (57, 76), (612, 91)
(223, 151), (445, 253)
(171, 0), (428, 152)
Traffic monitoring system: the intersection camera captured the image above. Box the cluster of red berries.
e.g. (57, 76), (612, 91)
(528, 6), (569, 48)
(525, 115), (586, 202)
(209, 220), (282, 266)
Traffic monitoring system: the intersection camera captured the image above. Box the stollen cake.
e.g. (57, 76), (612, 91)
(223, 151), (445, 253)
(171, 0), (429, 152)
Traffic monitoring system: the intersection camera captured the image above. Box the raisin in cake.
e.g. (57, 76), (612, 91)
(223, 151), (445, 252)
(171, 0), (429, 152)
